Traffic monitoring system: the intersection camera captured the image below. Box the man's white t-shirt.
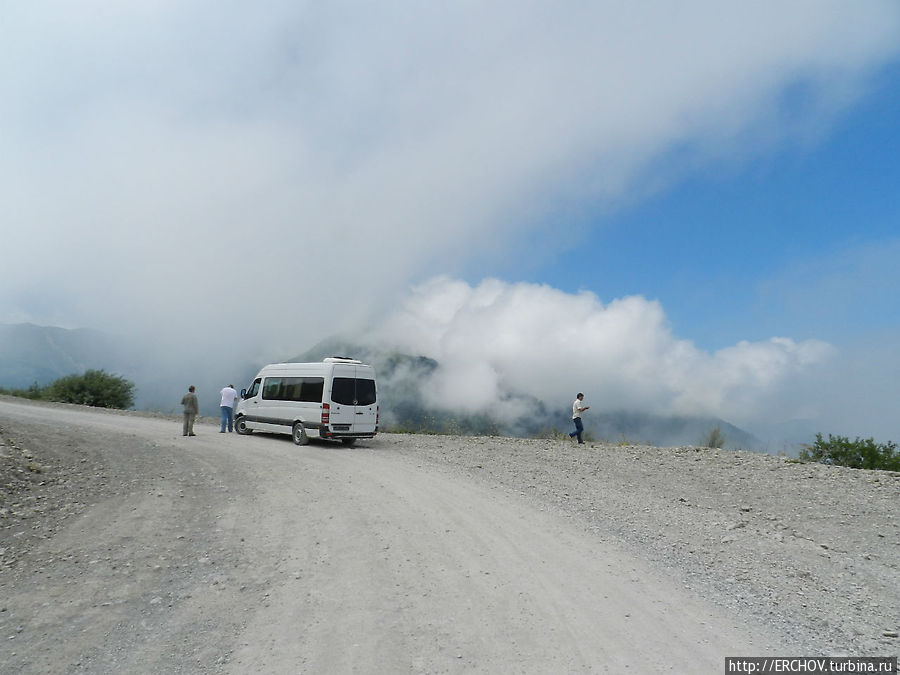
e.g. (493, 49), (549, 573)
(572, 398), (586, 419)
(220, 387), (238, 407)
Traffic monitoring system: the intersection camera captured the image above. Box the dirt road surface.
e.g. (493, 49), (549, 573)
(1, 397), (896, 673)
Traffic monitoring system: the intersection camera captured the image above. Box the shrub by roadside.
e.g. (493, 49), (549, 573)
(0, 370), (135, 410)
(800, 433), (899, 471)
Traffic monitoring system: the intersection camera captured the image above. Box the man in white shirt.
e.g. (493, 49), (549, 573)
(219, 384), (239, 433)
(569, 393), (590, 444)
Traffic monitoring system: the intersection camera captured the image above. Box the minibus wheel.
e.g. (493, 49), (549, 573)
(235, 416), (251, 435)
(292, 422), (309, 445)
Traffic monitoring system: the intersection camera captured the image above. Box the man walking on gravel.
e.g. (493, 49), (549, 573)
(569, 393), (590, 444)
(181, 385), (199, 437)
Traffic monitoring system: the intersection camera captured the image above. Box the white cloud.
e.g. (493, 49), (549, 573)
(0, 1), (898, 376)
(369, 277), (835, 427)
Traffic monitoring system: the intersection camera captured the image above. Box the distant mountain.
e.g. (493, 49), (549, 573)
(0, 323), (134, 388)
(291, 338), (763, 450)
(0, 323), (251, 416)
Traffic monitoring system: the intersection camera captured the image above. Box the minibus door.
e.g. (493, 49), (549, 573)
(328, 364), (358, 432)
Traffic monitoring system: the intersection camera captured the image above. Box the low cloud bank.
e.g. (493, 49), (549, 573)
(367, 277), (834, 432)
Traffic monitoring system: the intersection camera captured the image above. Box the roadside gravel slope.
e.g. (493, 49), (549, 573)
(384, 433), (899, 657)
(0, 397), (897, 673)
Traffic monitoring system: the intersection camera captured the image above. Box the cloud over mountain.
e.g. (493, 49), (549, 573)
(367, 277), (834, 429)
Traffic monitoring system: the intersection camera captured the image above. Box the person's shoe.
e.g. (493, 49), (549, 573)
(219, 430), (225, 433)
(189, 433), (197, 436)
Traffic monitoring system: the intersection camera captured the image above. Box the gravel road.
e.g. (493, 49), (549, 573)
(0, 396), (897, 673)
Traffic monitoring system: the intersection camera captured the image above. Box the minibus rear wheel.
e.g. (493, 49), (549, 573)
(292, 422), (309, 446)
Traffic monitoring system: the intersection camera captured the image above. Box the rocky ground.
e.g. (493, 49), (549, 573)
(383, 434), (900, 656)
(1, 396), (898, 666)
(0, 403), (184, 572)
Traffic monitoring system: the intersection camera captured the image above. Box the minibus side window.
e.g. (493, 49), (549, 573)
(262, 378), (282, 400)
(299, 378), (324, 402)
(281, 377), (324, 402)
(245, 379), (261, 399)
(261, 377), (324, 401)
(281, 378), (302, 401)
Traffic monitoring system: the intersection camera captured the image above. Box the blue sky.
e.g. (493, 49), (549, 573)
(1, 2), (899, 447)
(518, 60), (900, 351)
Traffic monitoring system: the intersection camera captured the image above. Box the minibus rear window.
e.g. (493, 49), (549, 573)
(356, 378), (376, 406)
(332, 378), (377, 406)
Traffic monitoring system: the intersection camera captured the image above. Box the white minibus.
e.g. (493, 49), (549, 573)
(235, 358), (378, 446)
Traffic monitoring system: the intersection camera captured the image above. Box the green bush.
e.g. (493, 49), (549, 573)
(44, 369), (135, 409)
(799, 433), (899, 471)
